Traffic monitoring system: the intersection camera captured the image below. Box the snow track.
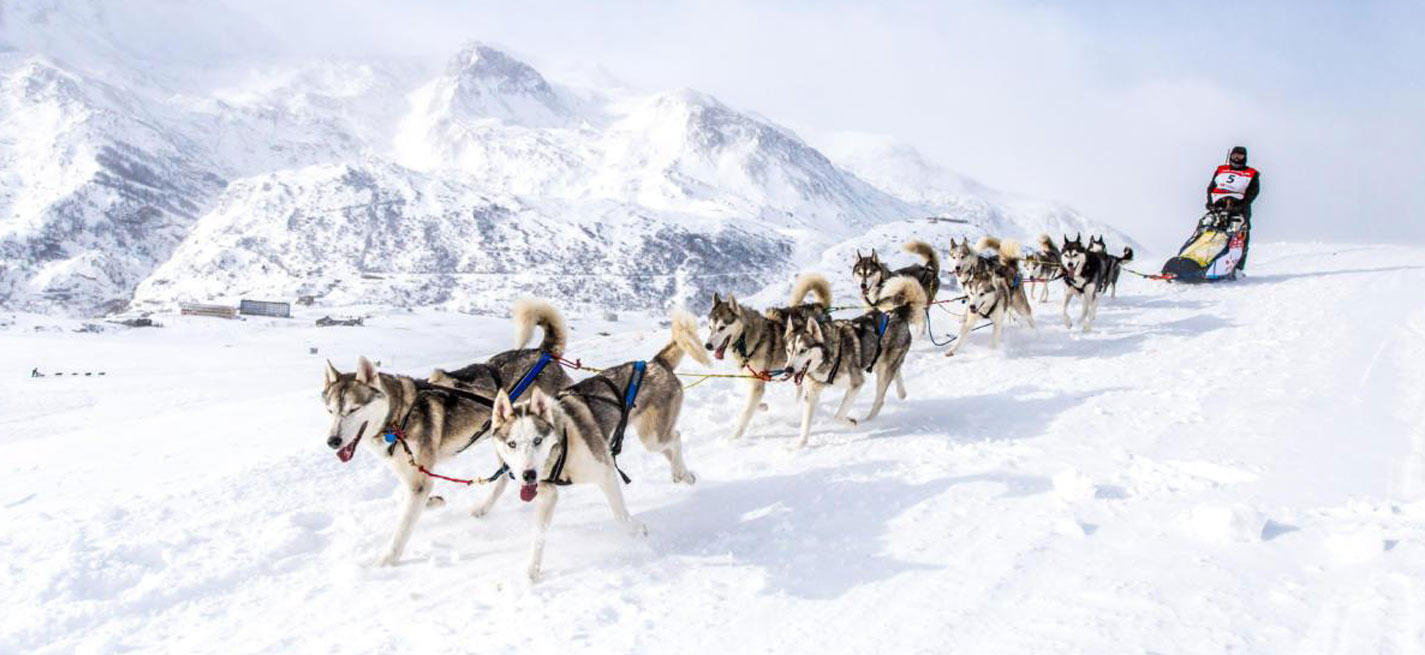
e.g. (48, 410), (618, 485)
(2, 242), (1424, 653)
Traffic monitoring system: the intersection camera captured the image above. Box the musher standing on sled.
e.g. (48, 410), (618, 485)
(1204, 145), (1260, 270)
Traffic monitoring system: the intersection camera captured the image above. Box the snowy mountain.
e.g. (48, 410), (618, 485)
(1, 2), (1118, 317)
(0, 55), (226, 314)
(130, 160), (790, 315)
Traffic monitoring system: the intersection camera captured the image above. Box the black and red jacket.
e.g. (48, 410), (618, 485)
(1206, 164), (1260, 208)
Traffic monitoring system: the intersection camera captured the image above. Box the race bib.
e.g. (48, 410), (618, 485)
(1211, 167), (1254, 201)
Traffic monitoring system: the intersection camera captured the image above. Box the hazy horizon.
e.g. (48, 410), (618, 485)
(5, 0), (1421, 249)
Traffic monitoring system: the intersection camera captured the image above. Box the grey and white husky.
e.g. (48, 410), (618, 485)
(851, 240), (940, 305)
(704, 273), (832, 441)
(945, 237), (1035, 356)
(321, 299), (570, 566)
(783, 277), (926, 448)
(947, 236), (978, 291)
(1059, 234), (1108, 332)
(1026, 234), (1062, 303)
(486, 310), (710, 581)
(1087, 235), (1135, 299)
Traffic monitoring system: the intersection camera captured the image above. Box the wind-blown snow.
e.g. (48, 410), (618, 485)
(3, 243), (1423, 653)
(2, 1), (1111, 316)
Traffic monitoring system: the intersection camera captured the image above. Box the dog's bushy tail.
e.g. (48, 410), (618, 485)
(973, 235), (1001, 255)
(1120, 246), (1135, 262)
(903, 240), (939, 275)
(655, 309), (711, 370)
(513, 298), (568, 357)
(1038, 233), (1059, 254)
(875, 276), (928, 333)
(789, 272), (832, 308)
(997, 238), (1023, 268)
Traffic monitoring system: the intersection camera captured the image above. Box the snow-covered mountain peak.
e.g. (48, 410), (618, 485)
(436, 42), (568, 127)
(2, 24), (1123, 316)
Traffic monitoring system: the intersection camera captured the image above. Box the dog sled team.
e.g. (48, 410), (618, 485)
(322, 233), (1131, 580)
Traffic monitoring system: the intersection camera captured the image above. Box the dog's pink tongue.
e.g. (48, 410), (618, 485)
(519, 484), (538, 502)
(714, 344), (726, 360)
(336, 439), (358, 463)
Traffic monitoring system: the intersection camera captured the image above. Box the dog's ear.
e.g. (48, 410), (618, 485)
(808, 317), (824, 342)
(712, 292), (722, 307)
(429, 368), (451, 385)
(493, 389), (514, 427)
(727, 293), (739, 311)
(529, 388), (555, 421)
(355, 356), (377, 385)
(870, 248), (878, 261)
(324, 360), (340, 386)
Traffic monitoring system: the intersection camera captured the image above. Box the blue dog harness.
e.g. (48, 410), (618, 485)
(544, 360), (645, 486)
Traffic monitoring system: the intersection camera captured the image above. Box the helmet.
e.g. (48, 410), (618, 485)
(1227, 146), (1248, 168)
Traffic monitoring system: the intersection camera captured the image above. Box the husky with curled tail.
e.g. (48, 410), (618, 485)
(851, 240), (940, 306)
(486, 310), (711, 581)
(1059, 234), (1107, 332)
(1087, 235), (1135, 299)
(704, 273), (831, 441)
(783, 276), (926, 449)
(321, 300), (574, 566)
(946, 238), (1035, 356)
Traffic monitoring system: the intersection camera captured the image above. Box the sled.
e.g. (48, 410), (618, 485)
(1161, 212), (1248, 283)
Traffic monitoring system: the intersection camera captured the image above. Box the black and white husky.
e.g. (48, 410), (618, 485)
(851, 240), (940, 305)
(1059, 234), (1110, 332)
(486, 311), (709, 581)
(783, 277), (926, 449)
(1087, 235), (1135, 299)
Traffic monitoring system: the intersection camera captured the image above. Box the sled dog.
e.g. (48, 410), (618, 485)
(783, 277), (926, 448)
(945, 238), (1035, 356)
(1026, 234), (1062, 303)
(322, 300), (570, 566)
(486, 310), (710, 581)
(1087, 235), (1135, 299)
(704, 273), (832, 440)
(851, 240), (940, 306)
(1059, 234), (1109, 332)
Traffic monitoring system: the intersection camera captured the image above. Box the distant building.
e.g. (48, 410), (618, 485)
(180, 303), (238, 319)
(239, 299), (292, 318)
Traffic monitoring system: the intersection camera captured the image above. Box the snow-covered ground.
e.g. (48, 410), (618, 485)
(2, 242), (1424, 653)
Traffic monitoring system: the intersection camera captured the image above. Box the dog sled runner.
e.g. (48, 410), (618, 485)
(1161, 212), (1248, 283)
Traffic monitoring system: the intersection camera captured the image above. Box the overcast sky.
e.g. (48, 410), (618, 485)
(20, 0), (1424, 248)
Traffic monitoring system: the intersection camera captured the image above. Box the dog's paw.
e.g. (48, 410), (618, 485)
(837, 417), (859, 427)
(627, 520), (649, 537)
(674, 470), (697, 485)
(376, 552), (401, 567)
(425, 495), (446, 509)
(757, 402), (769, 411)
(526, 564), (542, 583)
(470, 504), (492, 519)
